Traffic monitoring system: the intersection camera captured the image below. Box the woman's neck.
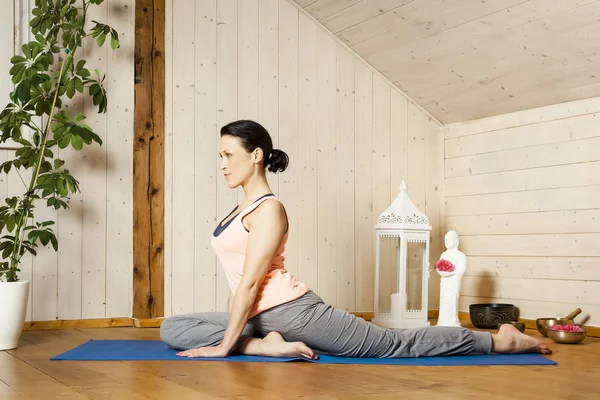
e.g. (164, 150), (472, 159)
(241, 174), (272, 203)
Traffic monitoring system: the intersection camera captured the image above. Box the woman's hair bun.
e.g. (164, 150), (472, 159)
(267, 149), (289, 173)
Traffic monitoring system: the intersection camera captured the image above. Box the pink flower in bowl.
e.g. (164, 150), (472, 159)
(436, 259), (455, 272)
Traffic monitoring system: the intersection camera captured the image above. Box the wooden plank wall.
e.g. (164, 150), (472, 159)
(164, 0), (444, 316)
(444, 96), (600, 327)
(0, 0), (135, 321)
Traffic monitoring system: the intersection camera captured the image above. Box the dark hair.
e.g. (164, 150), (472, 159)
(220, 120), (289, 173)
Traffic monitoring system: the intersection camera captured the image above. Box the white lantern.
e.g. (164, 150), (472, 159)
(372, 180), (432, 329)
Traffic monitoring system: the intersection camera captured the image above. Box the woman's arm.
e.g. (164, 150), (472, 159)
(220, 200), (287, 353)
(177, 200), (287, 358)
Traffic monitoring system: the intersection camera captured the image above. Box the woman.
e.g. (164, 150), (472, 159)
(160, 120), (551, 359)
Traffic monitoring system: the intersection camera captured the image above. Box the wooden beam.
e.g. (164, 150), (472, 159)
(23, 318), (133, 331)
(133, 0), (165, 318)
(21, 313), (600, 338)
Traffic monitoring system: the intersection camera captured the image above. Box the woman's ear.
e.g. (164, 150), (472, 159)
(253, 148), (264, 165)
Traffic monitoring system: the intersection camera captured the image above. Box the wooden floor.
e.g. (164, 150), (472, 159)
(1, 323), (599, 399)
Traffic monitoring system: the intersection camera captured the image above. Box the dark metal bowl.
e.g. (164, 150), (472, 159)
(469, 303), (515, 329)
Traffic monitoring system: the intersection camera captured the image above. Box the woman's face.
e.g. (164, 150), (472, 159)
(219, 135), (257, 188)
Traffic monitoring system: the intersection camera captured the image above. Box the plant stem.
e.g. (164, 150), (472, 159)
(14, 168), (27, 189)
(10, 51), (70, 276)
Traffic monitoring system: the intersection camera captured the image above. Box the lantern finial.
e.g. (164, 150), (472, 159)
(400, 180), (407, 195)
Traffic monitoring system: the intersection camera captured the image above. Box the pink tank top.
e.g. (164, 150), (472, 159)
(210, 194), (309, 318)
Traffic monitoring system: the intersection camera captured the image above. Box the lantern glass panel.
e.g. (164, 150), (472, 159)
(377, 236), (400, 315)
(406, 240), (425, 312)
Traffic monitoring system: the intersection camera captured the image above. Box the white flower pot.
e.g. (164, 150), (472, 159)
(0, 281), (29, 350)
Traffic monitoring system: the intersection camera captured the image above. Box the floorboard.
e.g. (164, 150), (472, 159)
(1, 323), (598, 399)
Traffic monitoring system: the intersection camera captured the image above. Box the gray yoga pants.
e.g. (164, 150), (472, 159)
(160, 290), (493, 357)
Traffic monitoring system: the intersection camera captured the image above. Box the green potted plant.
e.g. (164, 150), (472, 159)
(0, 0), (119, 350)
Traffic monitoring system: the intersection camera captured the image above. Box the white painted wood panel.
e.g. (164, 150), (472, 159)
(389, 90), (407, 308)
(321, 0), (414, 34)
(170, 1), (196, 315)
(446, 161), (600, 198)
(0, 1), (134, 320)
(297, 13), (319, 292)
(259, 0), (280, 198)
(372, 75), (391, 312)
(353, 61), (373, 311)
(336, 44), (355, 311)
(425, 118), (443, 311)
(215, 0), (238, 313)
(444, 96), (600, 138)
(445, 99), (600, 326)
(316, 29), (337, 307)
(445, 112), (600, 158)
(103, 0), (134, 318)
(460, 234), (600, 257)
(165, 0), (444, 315)
(293, 0), (600, 123)
(80, 0), (108, 319)
(0, 1), (12, 106)
(447, 210), (600, 236)
(464, 256), (600, 282)
(278, 0), (299, 279)
(460, 276), (599, 308)
(446, 136), (600, 178)
(193, 0), (218, 313)
(445, 185), (600, 217)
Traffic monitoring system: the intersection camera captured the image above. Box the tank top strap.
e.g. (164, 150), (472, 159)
(239, 194), (280, 219)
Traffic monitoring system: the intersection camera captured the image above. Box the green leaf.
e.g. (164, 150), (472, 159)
(16, 82), (30, 103)
(54, 159), (65, 170)
(22, 44), (32, 59)
(39, 231), (50, 246)
(6, 214), (15, 232)
(10, 56), (26, 64)
(50, 234), (58, 251)
(6, 197), (18, 209)
(57, 178), (68, 196)
(76, 59), (86, 71)
(58, 135), (70, 149)
(67, 178), (76, 194)
(71, 134), (83, 150)
(2, 244), (12, 259)
(110, 36), (119, 50)
(28, 231), (39, 243)
(89, 84), (100, 96)
(96, 33), (106, 47)
(60, 4), (69, 18)
(66, 79), (75, 98)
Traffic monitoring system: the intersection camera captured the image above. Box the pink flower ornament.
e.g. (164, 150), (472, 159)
(436, 259), (455, 273)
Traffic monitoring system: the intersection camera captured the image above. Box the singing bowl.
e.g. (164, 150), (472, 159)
(536, 318), (574, 337)
(469, 303), (515, 329)
(547, 327), (587, 344)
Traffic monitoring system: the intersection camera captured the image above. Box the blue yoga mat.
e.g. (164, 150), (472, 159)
(51, 340), (556, 366)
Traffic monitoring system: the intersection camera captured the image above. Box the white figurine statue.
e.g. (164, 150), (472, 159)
(435, 230), (467, 327)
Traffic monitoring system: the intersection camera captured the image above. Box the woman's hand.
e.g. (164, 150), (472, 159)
(176, 345), (230, 358)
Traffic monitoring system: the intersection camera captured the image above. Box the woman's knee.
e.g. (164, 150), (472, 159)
(160, 316), (184, 349)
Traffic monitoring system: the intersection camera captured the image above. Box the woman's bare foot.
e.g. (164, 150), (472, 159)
(237, 332), (318, 360)
(491, 324), (552, 354)
(260, 331), (318, 360)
